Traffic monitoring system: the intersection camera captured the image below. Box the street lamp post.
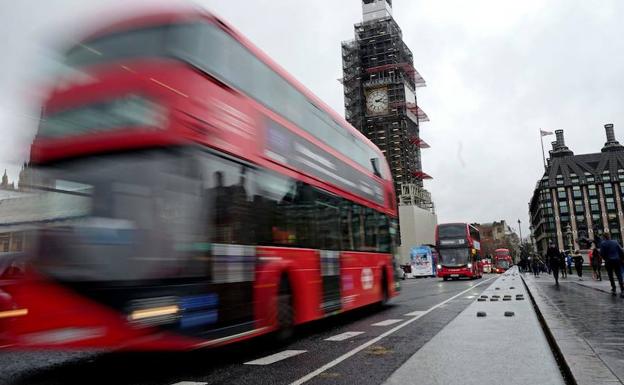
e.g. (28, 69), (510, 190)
(529, 224), (536, 254)
(518, 219), (523, 241)
(565, 224), (573, 253)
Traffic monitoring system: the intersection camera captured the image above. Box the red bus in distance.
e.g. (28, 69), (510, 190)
(0, 8), (399, 350)
(435, 223), (483, 281)
(493, 249), (513, 273)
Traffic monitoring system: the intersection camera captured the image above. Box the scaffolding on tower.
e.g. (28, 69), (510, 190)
(342, 12), (433, 212)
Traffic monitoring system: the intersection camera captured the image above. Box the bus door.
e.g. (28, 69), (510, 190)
(320, 250), (341, 314)
(208, 244), (257, 338)
(202, 154), (258, 339)
(317, 192), (342, 314)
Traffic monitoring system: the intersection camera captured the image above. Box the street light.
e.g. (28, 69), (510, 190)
(517, 219), (523, 242)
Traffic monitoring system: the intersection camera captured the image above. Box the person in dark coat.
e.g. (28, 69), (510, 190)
(572, 249), (584, 280)
(532, 257), (540, 277)
(546, 241), (561, 286)
(599, 232), (624, 297)
(560, 251), (568, 279)
(591, 241), (602, 281)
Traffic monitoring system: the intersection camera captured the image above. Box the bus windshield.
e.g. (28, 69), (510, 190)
(29, 149), (209, 282)
(438, 224), (466, 239)
(496, 260), (511, 269)
(64, 23), (198, 69)
(438, 248), (470, 266)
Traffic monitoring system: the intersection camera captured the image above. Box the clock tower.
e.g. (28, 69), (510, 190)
(342, 0), (433, 211)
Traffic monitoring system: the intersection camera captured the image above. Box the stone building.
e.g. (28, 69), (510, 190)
(529, 124), (624, 256)
(477, 220), (520, 259)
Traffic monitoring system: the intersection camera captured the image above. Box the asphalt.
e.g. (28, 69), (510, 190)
(524, 272), (624, 385)
(384, 267), (565, 385)
(0, 275), (496, 385)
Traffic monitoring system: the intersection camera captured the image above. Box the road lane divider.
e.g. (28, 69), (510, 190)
(324, 331), (365, 342)
(289, 277), (495, 385)
(245, 350), (307, 366)
(171, 382), (208, 385)
(403, 310), (426, 317)
(371, 319), (403, 327)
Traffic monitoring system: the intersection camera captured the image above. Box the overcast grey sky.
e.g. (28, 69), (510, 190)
(2, 0), (624, 236)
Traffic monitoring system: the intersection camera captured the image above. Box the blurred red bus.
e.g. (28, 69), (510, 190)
(0, 9), (399, 350)
(435, 223), (483, 280)
(493, 249), (512, 273)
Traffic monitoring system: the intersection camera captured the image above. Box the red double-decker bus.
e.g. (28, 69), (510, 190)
(435, 223), (483, 280)
(493, 249), (512, 273)
(0, 8), (399, 350)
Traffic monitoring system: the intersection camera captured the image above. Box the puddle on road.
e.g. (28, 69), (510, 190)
(367, 346), (393, 356)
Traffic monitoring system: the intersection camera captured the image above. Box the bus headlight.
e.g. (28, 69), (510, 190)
(467, 263), (473, 269)
(436, 264), (442, 269)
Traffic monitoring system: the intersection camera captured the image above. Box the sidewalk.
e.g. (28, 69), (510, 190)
(523, 272), (624, 385)
(384, 268), (565, 385)
(575, 275), (621, 294)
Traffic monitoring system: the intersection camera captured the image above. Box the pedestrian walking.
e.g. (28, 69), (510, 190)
(591, 241), (602, 281)
(560, 251), (568, 279)
(566, 253), (573, 276)
(546, 241), (561, 286)
(572, 249), (584, 280)
(532, 257), (540, 277)
(599, 232), (624, 297)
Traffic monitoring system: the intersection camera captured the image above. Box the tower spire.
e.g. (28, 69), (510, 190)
(1, 169), (8, 189)
(362, 0), (393, 22)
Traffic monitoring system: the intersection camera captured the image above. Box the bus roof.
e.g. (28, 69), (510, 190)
(72, 7), (389, 179)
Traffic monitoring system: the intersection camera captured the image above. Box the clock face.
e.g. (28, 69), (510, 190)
(366, 88), (389, 115)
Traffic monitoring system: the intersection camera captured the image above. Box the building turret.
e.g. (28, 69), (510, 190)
(601, 123), (624, 152)
(550, 129), (573, 157)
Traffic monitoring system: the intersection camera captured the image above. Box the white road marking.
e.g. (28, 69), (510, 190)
(324, 331), (365, 341)
(289, 277), (495, 385)
(466, 295), (476, 299)
(244, 350), (307, 365)
(171, 382), (208, 385)
(404, 310), (426, 317)
(372, 319), (403, 327)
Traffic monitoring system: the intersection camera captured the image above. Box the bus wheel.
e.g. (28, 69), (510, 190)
(276, 277), (294, 341)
